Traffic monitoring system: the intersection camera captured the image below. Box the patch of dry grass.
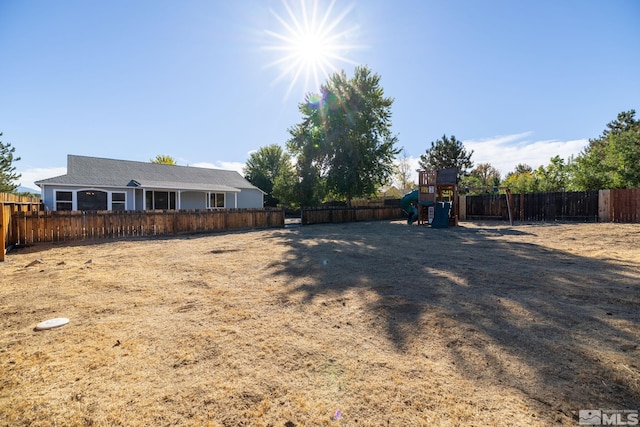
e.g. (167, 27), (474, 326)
(1, 221), (639, 426)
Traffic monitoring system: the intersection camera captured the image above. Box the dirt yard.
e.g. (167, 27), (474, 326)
(1, 220), (639, 426)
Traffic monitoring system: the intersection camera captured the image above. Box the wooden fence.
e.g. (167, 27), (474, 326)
(460, 189), (640, 223)
(301, 206), (404, 225)
(603, 189), (640, 223)
(1, 193), (43, 261)
(0, 193), (42, 203)
(3, 208), (284, 260)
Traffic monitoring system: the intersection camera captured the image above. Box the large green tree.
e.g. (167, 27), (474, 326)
(287, 66), (399, 206)
(243, 144), (292, 207)
(571, 110), (640, 189)
(418, 134), (473, 181)
(0, 133), (21, 193)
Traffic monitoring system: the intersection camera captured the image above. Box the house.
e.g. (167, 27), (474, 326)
(36, 155), (265, 211)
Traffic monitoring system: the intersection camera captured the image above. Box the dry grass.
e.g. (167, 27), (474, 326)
(1, 220), (639, 426)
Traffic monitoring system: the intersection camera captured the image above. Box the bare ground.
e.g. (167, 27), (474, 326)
(1, 220), (639, 426)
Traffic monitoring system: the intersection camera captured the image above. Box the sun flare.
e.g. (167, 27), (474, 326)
(264, 0), (361, 99)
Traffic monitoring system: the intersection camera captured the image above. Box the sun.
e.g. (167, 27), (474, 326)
(264, 0), (361, 100)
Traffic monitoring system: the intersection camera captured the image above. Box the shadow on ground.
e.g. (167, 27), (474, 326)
(267, 220), (640, 415)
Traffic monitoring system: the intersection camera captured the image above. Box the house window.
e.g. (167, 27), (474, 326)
(55, 191), (73, 211)
(209, 193), (225, 208)
(145, 191), (177, 210)
(78, 190), (108, 211)
(111, 192), (126, 211)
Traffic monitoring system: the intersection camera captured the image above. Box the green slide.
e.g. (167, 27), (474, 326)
(401, 190), (419, 224)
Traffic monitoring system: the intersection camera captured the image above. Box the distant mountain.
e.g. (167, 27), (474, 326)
(17, 186), (41, 195)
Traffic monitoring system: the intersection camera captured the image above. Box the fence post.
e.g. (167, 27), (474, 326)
(506, 189), (514, 226)
(598, 189), (610, 223)
(0, 203), (5, 262)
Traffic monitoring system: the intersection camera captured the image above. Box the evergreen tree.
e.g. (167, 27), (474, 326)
(418, 134), (473, 181)
(0, 133), (22, 193)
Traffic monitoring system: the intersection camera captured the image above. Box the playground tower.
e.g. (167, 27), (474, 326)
(401, 168), (459, 227)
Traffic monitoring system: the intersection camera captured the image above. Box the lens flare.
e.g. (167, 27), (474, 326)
(264, 0), (362, 100)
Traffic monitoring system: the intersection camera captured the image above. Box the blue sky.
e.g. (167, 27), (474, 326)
(1, 0), (639, 190)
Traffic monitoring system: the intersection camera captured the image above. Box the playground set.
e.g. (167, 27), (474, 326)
(401, 167), (515, 227)
(401, 168), (459, 227)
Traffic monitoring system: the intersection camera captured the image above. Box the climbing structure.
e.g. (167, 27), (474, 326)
(417, 167), (459, 227)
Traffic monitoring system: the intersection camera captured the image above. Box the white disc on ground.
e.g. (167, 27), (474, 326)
(35, 318), (69, 331)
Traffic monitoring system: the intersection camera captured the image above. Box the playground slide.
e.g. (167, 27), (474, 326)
(400, 189), (419, 224)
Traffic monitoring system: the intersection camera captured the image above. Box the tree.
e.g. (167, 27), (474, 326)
(150, 154), (177, 165)
(503, 164), (537, 193)
(243, 144), (292, 207)
(534, 155), (569, 192)
(0, 133), (21, 193)
(285, 116), (328, 207)
(571, 110), (640, 190)
(463, 163), (501, 191)
(393, 148), (416, 193)
(569, 139), (609, 190)
(418, 134), (473, 181)
(287, 66), (400, 206)
(271, 160), (299, 209)
(607, 128), (640, 187)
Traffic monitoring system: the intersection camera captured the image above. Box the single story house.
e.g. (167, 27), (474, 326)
(36, 155), (265, 211)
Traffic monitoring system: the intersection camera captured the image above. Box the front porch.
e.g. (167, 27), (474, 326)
(134, 188), (240, 210)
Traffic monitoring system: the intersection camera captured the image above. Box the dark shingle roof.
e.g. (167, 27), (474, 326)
(36, 155), (262, 193)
